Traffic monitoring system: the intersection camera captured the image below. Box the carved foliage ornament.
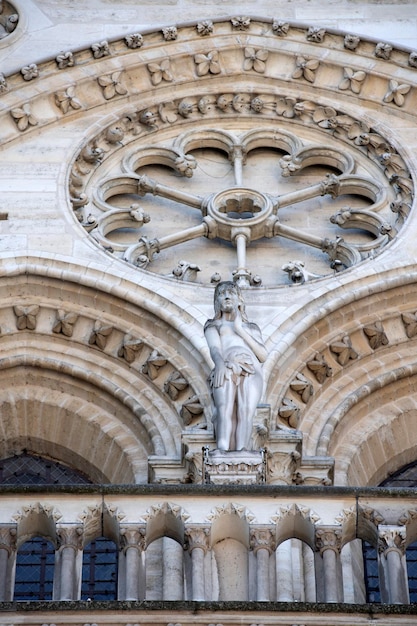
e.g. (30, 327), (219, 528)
(98, 71), (128, 100)
(363, 322), (389, 350)
(10, 104), (38, 131)
(402, 312), (417, 339)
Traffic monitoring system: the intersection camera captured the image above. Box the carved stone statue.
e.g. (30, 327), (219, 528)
(204, 281), (267, 451)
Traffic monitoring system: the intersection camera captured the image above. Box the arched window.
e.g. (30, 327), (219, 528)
(363, 460), (417, 603)
(14, 536), (55, 601)
(0, 452), (92, 485)
(0, 452), (92, 601)
(81, 537), (118, 600)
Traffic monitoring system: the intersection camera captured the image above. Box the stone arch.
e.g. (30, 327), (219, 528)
(206, 502), (256, 546)
(325, 375), (417, 486)
(12, 502), (62, 548)
(0, 268), (213, 483)
(265, 274), (417, 485)
(143, 502), (190, 545)
(271, 504), (320, 549)
(335, 505), (384, 548)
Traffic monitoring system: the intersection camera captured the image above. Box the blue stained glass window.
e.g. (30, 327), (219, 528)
(81, 537), (118, 600)
(14, 536), (55, 600)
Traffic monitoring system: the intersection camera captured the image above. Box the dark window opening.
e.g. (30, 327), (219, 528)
(0, 452), (92, 485)
(81, 537), (118, 600)
(14, 536), (55, 601)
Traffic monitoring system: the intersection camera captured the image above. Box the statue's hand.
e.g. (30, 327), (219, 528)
(213, 362), (227, 387)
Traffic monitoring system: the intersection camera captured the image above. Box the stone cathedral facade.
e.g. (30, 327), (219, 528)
(1, 0), (417, 624)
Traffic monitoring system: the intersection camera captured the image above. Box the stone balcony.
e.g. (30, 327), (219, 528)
(1, 483), (417, 619)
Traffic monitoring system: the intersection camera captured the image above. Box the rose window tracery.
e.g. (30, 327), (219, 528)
(71, 104), (411, 287)
(0, 1), (18, 40)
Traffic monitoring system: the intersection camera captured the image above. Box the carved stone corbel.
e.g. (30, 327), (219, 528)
(231, 16), (250, 30)
(306, 27), (326, 43)
(196, 21), (213, 36)
(272, 20), (289, 36)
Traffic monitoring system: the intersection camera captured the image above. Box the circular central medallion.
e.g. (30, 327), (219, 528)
(207, 188), (273, 242)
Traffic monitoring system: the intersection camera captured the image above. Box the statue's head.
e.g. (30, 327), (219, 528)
(213, 281), (248, 321)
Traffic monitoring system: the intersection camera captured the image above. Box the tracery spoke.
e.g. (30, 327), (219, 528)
(124, 222), (208, 265)
(275, 174), (340, 209)
(272, 220), (362, 266)
(137, 174), (204, 210)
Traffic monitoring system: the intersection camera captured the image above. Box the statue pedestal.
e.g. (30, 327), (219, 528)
(203, 449), (265, 485)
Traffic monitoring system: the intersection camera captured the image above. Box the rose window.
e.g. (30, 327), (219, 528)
(71, 119), (410, 287)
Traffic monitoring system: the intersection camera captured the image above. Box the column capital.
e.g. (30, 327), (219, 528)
(185, 526), (210, 553)
(378, 524), (406, 555)
(56, 524), (83, 551)
(315, 525), (342, 554)
(120, 524), (146, 553)
(250, 526), (276, 554)
(0, 524), (17, 554)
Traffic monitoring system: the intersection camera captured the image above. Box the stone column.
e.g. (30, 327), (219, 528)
(0, 525), (17, 601)
(378, 525), (408, 604)
(56, 525), (83, 601)
(120, 525), (146, 601)
(250, 527), (276, 601)
(162, 536), (184, 600)
(185, 526), (210, 601)
(315, 526), (343, 603)
(276, 540), (293, 601)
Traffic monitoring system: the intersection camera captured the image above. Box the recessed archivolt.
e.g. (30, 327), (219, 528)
(1, 16), (416, 146)
(0, 376), (146, 483)
(330, 387), (417, 486)
(0, 271), (217, 481)
(266, 271), (417, 418)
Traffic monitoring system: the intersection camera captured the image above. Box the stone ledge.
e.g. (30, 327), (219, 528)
(0, 483), (416, 498)
(2, 600), (417, 615)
